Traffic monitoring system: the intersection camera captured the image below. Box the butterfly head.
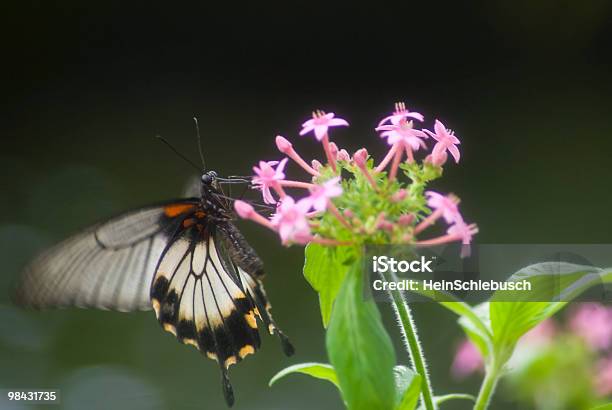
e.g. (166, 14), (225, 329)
(201, 170), (218, 186)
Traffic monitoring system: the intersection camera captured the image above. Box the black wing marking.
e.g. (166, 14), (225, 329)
(14, 200), (198, 311)
(150, 223), (293, 406)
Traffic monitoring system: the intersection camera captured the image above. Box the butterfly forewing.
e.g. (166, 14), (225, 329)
(14, 201), (198, 311)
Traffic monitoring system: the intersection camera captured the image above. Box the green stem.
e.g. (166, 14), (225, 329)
(383, 272), (435, 410)
(473, 363), (500, 410)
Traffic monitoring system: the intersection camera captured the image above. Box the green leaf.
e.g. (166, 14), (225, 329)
(590, 405), (612, 410)
(269, 362), (339, 388)
(393, 366), (421, 410)
(303, 243), (355, 327)
(489, 263), (612, 363)
(410, 284), (494, 359)
(327, 261), (397, 410)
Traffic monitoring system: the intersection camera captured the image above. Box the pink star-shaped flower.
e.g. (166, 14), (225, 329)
(300, 111), (349, 141)
(252, 158), (288, 204)
(447, 219), (478, 245)
(377, 102), (424, 127)
(270, 196), (312, 245)
(423, 120), (461, 164)
(306, 177), (343, 212)
(376, 120), (428, 151)
(426, 191), (462, 224)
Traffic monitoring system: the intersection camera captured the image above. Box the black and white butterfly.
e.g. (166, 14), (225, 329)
(14, 169), (294, 406)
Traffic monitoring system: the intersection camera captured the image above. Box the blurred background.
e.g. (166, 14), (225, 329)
(2, 1), (612, 409)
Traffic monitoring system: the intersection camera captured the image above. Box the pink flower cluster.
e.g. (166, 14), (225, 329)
(451, 303), (612, 397)
(234, 103), (477, 248)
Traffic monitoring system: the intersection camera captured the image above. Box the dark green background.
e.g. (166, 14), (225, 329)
(2, 1), (612, 409)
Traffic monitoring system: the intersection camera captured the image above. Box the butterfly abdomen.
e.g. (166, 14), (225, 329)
(217, 222), (264, 277)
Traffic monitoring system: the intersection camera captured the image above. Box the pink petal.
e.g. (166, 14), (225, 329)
(328, 118), (349, 127)
(434, 119), (446, 136)
(301, 118), (316, 128)
(448, 144), (461, 163)
(299, 124), (315, 136)
(313, 125), (327, 141)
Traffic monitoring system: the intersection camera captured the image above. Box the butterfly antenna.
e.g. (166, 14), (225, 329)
(193, 117), (207, 170)
(155, 135), (201, 172)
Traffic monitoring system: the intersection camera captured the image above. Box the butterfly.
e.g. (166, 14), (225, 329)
(14, 164), (294, 406)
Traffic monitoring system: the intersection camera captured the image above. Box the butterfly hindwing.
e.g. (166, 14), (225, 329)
(150, 225), (262, 368)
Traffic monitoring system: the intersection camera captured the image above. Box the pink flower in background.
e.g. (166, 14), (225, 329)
(596, 356), (612, 396)
(300, 111), (349, 141)
(270, 196), (312, 244)
(252, 158), (288, 204)
(376, 120), (428, 151)
(520, 319), (557, 346)
(378, 102), (424, 126)
(569, 303), (612, 351)
(306, 177), (343, 211)
(451, 339), (484, 379)
(423, 120), (461, 164)
(426, 191), (462, 224)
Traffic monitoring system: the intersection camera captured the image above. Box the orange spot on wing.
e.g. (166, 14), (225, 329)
(164, 204), (196, 217)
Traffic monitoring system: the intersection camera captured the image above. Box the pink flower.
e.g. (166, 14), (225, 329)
(252, 158), (288, 204)
(376, 120), (428, 151)
(270, 196), (312, 245)
(423, 120), (461, 164)
(447, 219), (479, 245)
(451, 339), (484, 379)
(568, 303), (612, 351)
(596, 355), (612, 396)
(306, 177), (343, 212)
(300, 111), (349, 141)
(377, 102), (424, 126)
(426, 191), (462, 224)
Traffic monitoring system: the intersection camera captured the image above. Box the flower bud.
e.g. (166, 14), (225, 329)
(329, 142), (339, 158)
(398, 214), (415, 226)
(391, 189), (407, 202)
(234, 200), (254, 218)
(337, 149), (350, 161)
(275, 135), (293, 154)
(353, 148), (368, 167)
